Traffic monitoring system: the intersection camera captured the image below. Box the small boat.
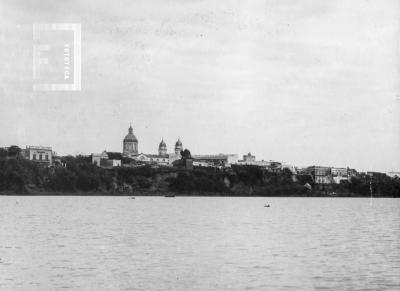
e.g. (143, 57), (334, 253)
(264, 204), (270, 208)
(164, 195), (175, 198)
(129, 197), (135, 199)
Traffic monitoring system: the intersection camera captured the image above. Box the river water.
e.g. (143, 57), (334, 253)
(0, 196), (399, 290)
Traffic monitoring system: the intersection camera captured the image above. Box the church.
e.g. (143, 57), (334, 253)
(122, 124), (183, 165)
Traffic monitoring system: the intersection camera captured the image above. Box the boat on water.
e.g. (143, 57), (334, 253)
(129, 197), (135, 199)
(264, 204), (270, 208)
(164, 195), (175, 198)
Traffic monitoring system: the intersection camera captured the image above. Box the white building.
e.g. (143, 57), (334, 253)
(192, 154), (239, 167)
(331, 167), (349, 184)
(92, 151), (109, 166)
(25, 146), (53, 166)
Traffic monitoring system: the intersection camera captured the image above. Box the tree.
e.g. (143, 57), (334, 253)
(0, 148), (7, 158)
(107, 152), (123, 160)
(7, 145), (21, 157)
(180, 149), (192, 159)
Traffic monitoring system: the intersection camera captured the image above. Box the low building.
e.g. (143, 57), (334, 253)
(192, 154), (238, 168)
(243, 152), (255, 162)
(92, 151), (121, 168)
(193, 160), (212, 167)
(92, 151), (109, 166)
(367, 171), (386, 178)
(268, 161), (283, 172)
(331, 167), (348, 184)
(305, 166), (332, 184)
(100, 159), (121, 168)
(347, 168), (358, 177)
(235, 153), (270, 167)
(25, 146), (53, 166)
(134, 153), (170, 166)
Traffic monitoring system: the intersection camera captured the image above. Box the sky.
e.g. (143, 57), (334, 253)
(0, 0), (399, 172)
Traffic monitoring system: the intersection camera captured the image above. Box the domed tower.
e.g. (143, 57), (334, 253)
(175, 138), (183, 155)
(158, 138), (167, 156)
(123, 124), (138, 156)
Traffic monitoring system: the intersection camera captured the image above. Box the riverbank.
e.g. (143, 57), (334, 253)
(1, 157), (399, 197)
(2, 190), (396, 197)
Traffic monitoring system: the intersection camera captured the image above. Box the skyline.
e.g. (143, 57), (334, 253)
(3, 122), (398, 173)
(0, 0), (399, 172)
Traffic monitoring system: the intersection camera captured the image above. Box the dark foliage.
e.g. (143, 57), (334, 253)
(0, 156), (399, 197)
(7, 145), (21, 157)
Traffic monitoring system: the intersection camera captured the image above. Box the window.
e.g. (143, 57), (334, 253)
(33, 154), (36, 160)
(45, 154), (49, 160)
(39, 154), (42, 161)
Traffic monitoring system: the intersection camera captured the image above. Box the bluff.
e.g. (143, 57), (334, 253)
(0, 157), (399, 197)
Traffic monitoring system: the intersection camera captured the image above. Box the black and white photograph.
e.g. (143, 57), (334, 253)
(0, 0), (399, 290)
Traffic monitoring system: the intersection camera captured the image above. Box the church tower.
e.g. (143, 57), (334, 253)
(123, 124), (138, 156)
(175, 138), (183, 155)
(158, 138), (167, 156)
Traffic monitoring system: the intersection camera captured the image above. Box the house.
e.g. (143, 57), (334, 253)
(24, 146), (53, 166)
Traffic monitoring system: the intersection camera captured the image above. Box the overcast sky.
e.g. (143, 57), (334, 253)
(0, 0), (399, 172)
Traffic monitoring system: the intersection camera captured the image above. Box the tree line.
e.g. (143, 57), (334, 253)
(0, 148), (399, 197)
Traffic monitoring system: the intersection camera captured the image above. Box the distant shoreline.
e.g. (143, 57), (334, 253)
(1, 191), (397, 198)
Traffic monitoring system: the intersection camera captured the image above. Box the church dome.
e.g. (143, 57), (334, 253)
(159, 139), (166, 148)
(175, 138), (182, 147)
(124, 125), (138, 142)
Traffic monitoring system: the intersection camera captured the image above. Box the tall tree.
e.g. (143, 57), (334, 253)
(7, 145), (21, 157)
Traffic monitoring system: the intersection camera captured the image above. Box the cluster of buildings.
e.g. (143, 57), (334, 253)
(120, 124), (184, 166)
(298, 166), (358, 184)
(7, 124), (400, 185)
(115, 124), (293, 170)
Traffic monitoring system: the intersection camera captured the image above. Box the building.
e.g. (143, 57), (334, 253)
(158, 139), (167, 156)
(121, 125), (183, 166)
(235, 152), (267, 167)
(92, 151), (109, 166)
(132, 143), (182, 166)
(331, 167), (348, 184)
(305, 166), (332, 184)
(268, 161), (283, 172)
(192, 154), (238, 168)
(25, 146), (53, 166)
(123, 136), (183, 166)
(175, 138), (183, 155)
(92, 151), (121, 168)
(243, 152), (255, 162)
(135, 153), (170, 166)
(234, 153), (285, 172)
(347, 168), (358, 177)
(100, 159), (121, 168)
(367, 171), (386, 178)
(123, 124), (138, 157)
